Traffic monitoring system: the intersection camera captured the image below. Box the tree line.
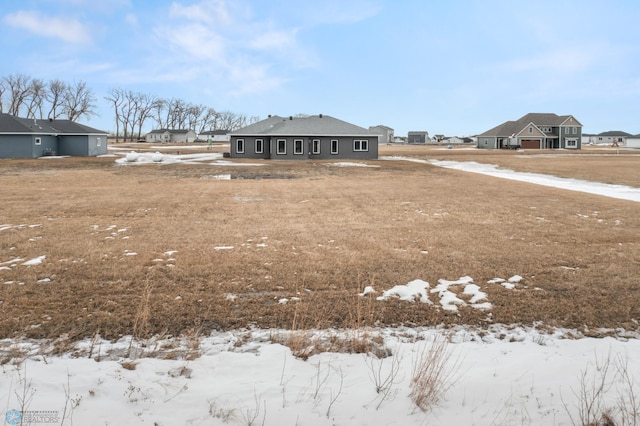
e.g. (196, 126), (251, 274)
(0, 73), (256, 142)
(105, 88), (258, 142)
(0, 73), (97, 122)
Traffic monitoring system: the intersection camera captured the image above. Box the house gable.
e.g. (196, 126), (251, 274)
(516, 122), (546, 138)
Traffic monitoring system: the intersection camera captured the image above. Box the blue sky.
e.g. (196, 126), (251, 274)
(1, 0), (639, 136)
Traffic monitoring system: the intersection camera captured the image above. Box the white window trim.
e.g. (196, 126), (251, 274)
(35, 137), (41, 145)
(293, 138), (304, 155)
(236, 138), (245, 154)
(330, 139), (338, 154)
(277, 139), (287, 155)
(353, 139), (369, 152)
(255, 138), (263, 154)
(312, 139), (320, 154)
(96, 137), (101, 147)
(566, 139), (578, 149)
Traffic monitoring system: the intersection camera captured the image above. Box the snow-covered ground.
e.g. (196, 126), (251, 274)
(3, 152), (639, 425)
(2, 327), (639, 425)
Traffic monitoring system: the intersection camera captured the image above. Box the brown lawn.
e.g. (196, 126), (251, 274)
(1, 144), (639, 341)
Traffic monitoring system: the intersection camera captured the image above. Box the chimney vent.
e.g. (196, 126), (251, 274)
(289, 116), (293, 120)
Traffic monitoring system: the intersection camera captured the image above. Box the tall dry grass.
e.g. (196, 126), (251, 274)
(0, 146), (639, 340)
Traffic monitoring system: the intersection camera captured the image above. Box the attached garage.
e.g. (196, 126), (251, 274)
(520, 139), (541, 149)
(627, 135), (640, 148)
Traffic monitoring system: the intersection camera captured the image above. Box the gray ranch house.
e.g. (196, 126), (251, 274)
(229, 115), (378, 160)
(145, 129), (198, 143)
(477, 113), (582, 150)
(0, 113), (108, 158)
(407, 131), (429, 144)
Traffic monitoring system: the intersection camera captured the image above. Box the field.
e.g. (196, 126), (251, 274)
(2, 144), (639, 342)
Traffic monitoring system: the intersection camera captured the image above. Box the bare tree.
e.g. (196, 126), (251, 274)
(24, 78), (46, 119)
(105, 87), (126, 142)
(133, 93), (160, 141)
(62, 80), (96, 121)
(46, 79), (68, 120)
(151, 98), (167, 129)
(216, 110), (247, 131)
(198, 107), (220, 133)
(5, 74), (32, 116)
(0, 79), (6, 113)
(185, 103), (206, 132)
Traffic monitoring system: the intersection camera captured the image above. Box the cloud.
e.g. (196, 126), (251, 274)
(249, 29), (297, 51)
(154, 0), (304, 94)
(168, 0), (233, 26)
(3, 10), (92, 44)
(124, 13), (138, 26)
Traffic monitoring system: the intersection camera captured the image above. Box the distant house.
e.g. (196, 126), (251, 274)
(407, 131), (429, 144)
(443, 136), (465, 144)
(229, 114), (378, 160)
(368, 125), (394, 144)
(0, 113), (108, 158)
(145, 129), (197, 143)
(477, 113), (582, 149)
(393, 136), (408, 144)
(199, 129), (230, 143)
(583, 131), (631, 146)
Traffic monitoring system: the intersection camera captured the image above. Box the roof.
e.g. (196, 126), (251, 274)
(200, 129), (229, 135)
(147, 128), (195, 135)
(0, 113), (107, 135)
(597, 130), (632, 137)
(231, 115), (371, 136)
(478, 113), (582, 137)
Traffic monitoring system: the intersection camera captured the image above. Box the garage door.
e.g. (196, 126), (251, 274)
(520, 139), (541, 149)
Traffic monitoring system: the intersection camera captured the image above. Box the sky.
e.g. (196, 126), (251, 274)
(2, 0), (640, 136)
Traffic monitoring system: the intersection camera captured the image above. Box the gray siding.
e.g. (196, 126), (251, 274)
(230, 136), (378, 160)
(0, 135), (34, 158)
(58, 135), (107, 156)
(477, 137), (497, 149)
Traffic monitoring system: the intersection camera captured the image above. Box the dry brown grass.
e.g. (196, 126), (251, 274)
(1, 144), (639, 341)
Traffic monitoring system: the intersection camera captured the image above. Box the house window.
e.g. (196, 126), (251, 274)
(277, 139), (286, 155)
(35, 137), (41, 145)
(566, 139), (577, 149)
(312, 139), (320, 154)
(294, 139), (303, 154)
(572, 127), (577, 134)
(528, 127), (533, 133)
(96, 137), (101, 147)
(255, 138), (263, 153)
(330, 139), (338, 154)
(236, 138), (245, 154)
(353, 139), (369, 151)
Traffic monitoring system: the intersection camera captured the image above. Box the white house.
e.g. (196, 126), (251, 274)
(145, 129), (198, 143)
(368, 125), (394, 144)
